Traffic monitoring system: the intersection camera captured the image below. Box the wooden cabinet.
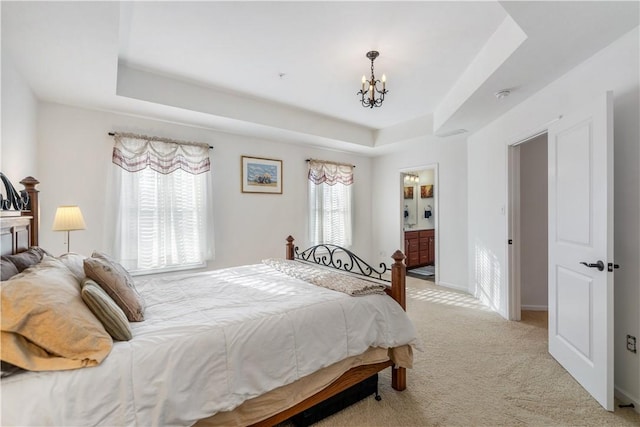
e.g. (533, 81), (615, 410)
(404, 229), (434, 268)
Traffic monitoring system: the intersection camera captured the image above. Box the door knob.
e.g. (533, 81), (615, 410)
(580, 260), (605, 271)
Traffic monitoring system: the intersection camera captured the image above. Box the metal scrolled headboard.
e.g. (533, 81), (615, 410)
(293, 243), (391, 282)
(0, 173), (29, 211)
(0, 174), (40, 254)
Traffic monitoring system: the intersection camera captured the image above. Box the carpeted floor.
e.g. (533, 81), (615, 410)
(308, 277), (640, 426)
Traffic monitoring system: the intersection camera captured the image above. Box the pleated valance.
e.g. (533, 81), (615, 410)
(112, 133), (210, 175)
(308, 160), (353, 186)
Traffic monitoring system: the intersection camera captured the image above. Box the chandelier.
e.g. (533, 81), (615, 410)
(358, 51), (387, 108)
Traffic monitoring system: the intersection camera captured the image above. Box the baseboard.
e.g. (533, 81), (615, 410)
(615, 385), (640, 414)
(521, 304), (548, 311)
(435, 280), (470, 293)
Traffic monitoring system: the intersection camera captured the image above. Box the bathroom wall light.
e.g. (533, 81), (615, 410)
(404, 174), (419, 183)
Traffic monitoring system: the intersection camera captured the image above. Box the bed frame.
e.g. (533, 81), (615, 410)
(1, 175), (408, 427)
(248, 237), (408, 426)
(0, 175), (40, 256)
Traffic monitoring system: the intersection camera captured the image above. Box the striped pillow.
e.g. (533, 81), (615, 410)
(81, 279), (132, 341)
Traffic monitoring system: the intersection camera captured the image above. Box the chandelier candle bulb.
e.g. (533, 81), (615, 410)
(382, 74), (386, 90)
(362, 75), (366, 91)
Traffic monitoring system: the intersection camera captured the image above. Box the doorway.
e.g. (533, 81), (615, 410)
(399, 165), (438, 282)
(508, 133), (548, 322)
(506, 94), (615, 411)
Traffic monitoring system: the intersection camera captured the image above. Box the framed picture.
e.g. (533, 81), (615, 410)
(241, 156), (283, 194)
(421, 185), (433, 198)
(403, 186), (414, 199)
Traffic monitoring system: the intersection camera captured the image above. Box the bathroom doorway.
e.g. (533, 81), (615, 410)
(508, 133), (548, 322)
(399, 164), (438, 282)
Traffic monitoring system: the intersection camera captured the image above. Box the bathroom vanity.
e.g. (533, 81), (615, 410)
(404, 229), (434, 269)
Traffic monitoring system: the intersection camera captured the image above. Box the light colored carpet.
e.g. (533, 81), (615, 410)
(309, 277), (640, 426)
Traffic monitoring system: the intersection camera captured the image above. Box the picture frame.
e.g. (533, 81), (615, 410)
(403, 186), (414, 199)
(241, 156), (283, 194)
(420, 185), (433, 198)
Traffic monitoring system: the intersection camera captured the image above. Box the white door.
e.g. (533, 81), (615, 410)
(548, 91), (614, 410)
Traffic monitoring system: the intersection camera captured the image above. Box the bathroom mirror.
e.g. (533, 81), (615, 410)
(403, 174), (419, 229)
(402, 171), (435, 231)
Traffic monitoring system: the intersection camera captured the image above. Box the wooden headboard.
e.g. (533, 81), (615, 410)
(0, 176), (40, 256)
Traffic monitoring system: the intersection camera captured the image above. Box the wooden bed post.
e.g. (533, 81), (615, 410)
(19, 176), (40, 247)
(390, 249), (407, 391)
(286, 235), (295, 260)
(390, 250), (406, 310)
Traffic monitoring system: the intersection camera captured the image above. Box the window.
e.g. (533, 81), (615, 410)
(111, 133), (213, 274)
(308, 160), (354, 247)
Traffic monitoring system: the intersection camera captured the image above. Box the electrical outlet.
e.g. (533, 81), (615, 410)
(627, 335), (637, 353)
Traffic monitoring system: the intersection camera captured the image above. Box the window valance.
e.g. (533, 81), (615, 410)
(308, 160), (353, 186)
(112, 133), (210, 175)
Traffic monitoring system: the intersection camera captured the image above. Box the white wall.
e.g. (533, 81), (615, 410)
(519, 134), (548, 310)
(468, 27), (639, 406)
(35, 103), (373, 267)
(1, 55), (38, 183)
(372, 136), (468, 290)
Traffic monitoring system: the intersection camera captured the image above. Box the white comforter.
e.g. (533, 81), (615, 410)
(1, 263), (417, 426)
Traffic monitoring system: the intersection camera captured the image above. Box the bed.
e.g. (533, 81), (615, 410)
(0, 175), (417, 426)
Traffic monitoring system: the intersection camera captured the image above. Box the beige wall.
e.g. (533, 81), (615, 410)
(33, 103), (374, 267)
(1, 55), (38, 183)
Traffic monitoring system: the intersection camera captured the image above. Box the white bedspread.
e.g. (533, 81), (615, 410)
(1, 263), (417, 426)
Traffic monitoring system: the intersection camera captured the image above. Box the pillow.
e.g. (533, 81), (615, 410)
(1, 256), (113, 371)
(83, 251), (145, 322)
(57, 252), (87, 283)
(81, 278), (132, 341)
(1, 259), (19, 281)
(1, 246), (49, 273)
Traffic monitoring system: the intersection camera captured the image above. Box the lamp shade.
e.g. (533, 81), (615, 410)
(52, 205), (86, 231)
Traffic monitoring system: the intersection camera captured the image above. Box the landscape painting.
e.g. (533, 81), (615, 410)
(241, 156), (283, 194)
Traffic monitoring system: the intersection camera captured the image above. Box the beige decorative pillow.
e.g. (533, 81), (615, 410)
(83, 251), (145, 322)
(81, 278), (132, 341)
(1, 256), (113, 371)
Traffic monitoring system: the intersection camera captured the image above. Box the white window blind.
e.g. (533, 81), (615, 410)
(308, 160), (354, 247)
(111, 133), (213, 274)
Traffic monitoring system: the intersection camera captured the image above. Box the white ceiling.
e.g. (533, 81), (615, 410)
(2, 1), (639, 155)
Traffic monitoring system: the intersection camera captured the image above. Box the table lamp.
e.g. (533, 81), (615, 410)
(52, 205), (86, 253)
